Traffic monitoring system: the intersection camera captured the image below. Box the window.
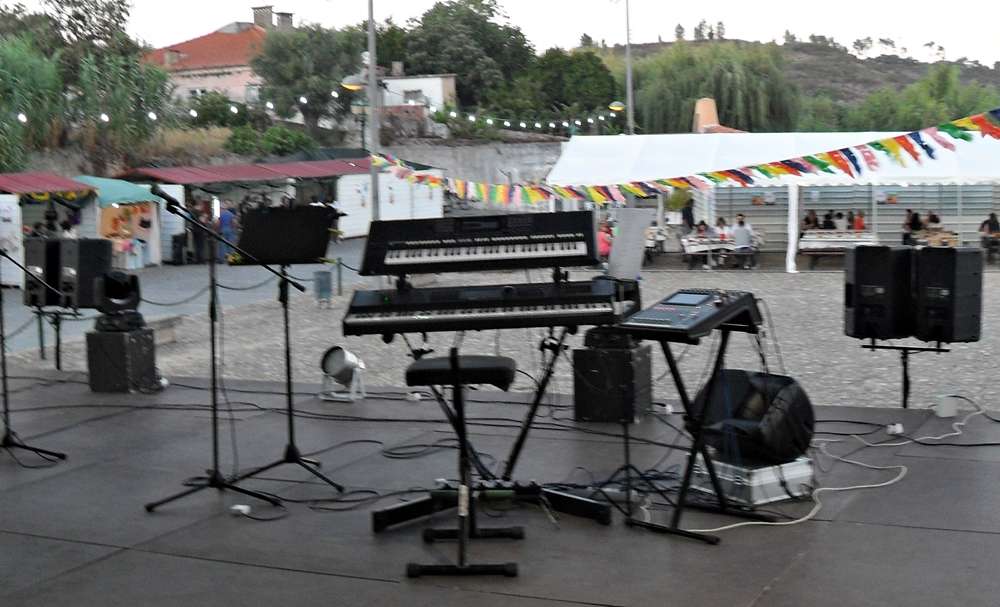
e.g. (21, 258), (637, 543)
(403, 90), (425, 105)
(245, 85), (260, 103)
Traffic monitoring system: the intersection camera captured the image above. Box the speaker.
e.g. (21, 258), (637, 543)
(844, 246), (913, 339)
(583, 326), (639, 349)
(86, 328), (156, 393)
(573, 345), (651, 423)
(693, 369), (814, 465)
(24, 238), (61, 307)
(60, 238), (112, 309)
(914, 247), (982, 343)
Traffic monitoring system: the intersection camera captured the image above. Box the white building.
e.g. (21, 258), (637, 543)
(382, 72), (457, 110)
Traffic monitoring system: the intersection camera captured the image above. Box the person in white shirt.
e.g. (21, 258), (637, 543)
(735, 213), (753, 234)
(731, 219), (756, 269)
(832, 212), (847, 230)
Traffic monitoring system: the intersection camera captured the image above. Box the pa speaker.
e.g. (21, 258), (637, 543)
(914, 247), (982, 343)
(573, 344), (652, 423)
(693, 369), (814, 465)
(844, 246), (913, 339)
(86, 328), (156, 392)
(60, 238), (112, 309)
(24, 238), (61, 307)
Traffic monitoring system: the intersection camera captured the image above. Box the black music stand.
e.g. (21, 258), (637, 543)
(0, 250), (67, 462)
(146, 198), (286, 512)
(226, 207), (344, 494)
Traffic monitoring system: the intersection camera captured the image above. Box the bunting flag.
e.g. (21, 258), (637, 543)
(374, 106), (1000, 204)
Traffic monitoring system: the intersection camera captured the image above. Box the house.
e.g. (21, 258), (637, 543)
(381, 64), (457, 111)
(143, 6), (292, 104)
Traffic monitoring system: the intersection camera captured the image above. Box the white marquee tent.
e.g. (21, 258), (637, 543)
(546, 132), (1000, 271)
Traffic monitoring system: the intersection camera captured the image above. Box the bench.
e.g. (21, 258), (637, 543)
(800, 249), (845, 270)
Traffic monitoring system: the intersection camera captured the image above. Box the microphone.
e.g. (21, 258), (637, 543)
(150, 184), (181, 210)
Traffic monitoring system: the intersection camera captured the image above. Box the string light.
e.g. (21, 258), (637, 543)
(587, 117), (594, 124)
(449, 110), (458, 118)
(330, 90), (339, 98)
(16, 112), (27, 124)
(534, 122), (542, 129)
(467, 114), (475, 122)
(519, 121), (526, 128)
(574, 119), (582, 126)
(562, 121), (569, 127)
(229, 105), (238, 114)
(598, 115), (605, 121)
(503, 120), (511, 127)
(429, 105), (437, 113)
(298, 96), (308, 104)
(265, 101), (274, 110)
(485, 118), (494, 125)
(189, 109), (198, 118)
(147, 111), (157, 121)
(99, 113), (110, 123)
(548, 122), (556, 128)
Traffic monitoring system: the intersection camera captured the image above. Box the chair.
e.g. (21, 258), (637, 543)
(403, 349), (522, 578)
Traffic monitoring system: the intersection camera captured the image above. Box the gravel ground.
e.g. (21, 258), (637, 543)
(13, 267), (998, 410)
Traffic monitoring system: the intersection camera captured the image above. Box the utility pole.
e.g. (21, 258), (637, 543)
(367, 0), (380, 220)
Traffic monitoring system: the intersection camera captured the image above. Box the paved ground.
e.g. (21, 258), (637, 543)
(4, 374), (1000, 607)
(14, 265), (999, 411)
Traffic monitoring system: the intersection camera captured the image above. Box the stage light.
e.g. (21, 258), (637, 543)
(319, 346), (366, 401)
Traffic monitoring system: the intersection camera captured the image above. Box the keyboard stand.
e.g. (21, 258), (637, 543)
(372, 328), (612, 533)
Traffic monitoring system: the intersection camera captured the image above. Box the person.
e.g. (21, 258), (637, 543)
(833, 212), (847, 230)
(735, 213), (753, 233)
(980, 213), (1000, 263)
(59, 219), (77, 239)
(802, 210), (820, 231)
(217, 201), (237, 260)
(731, 219), (756, 269)
(902, 209), (914, 245)
(926, 210), (941, 228)
(846, 210), (855, 230)
(695, 220), (716, 237)
(192, 208), (209, 263)
(681, 197), (695, 234)
(715, 217), (730, 239)
(597, 222), (613, 260)
(821, 211), (835, 230)
(853, 210), (866, 231)
(29, 222), (47, 238)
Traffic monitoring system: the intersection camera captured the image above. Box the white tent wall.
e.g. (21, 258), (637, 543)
(336, 171), (445, 239)
(0, 195), (22, 287)
(138, 183), (185, 261)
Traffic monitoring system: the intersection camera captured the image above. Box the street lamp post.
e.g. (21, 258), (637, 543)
(366, 0), (380, 221)
(624, 0), (635, 135)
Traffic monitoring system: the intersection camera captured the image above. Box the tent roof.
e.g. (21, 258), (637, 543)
(122, 158), (371, 186)
(546, 132), (1000, 187)
(73, 176), (165, 208)
(0, 172), (94, 194)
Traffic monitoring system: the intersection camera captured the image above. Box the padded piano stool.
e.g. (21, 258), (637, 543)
(403, 349), (522, 578)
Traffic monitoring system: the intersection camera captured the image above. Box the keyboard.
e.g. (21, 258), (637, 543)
(360, 211), (598, 275)
(343, 279), (637, 336)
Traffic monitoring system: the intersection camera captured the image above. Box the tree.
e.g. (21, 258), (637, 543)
(716, 22), (726, 40)
(0, 36), (64, 150)
(42, 0), (140, 83)
(259, 125), (315, 156)
(189, 92), (251, 128)
(693, 20), (707, 41)
(580, 33), (594, 47)
(796, 95), (844, 131)
(374, 18), (407, 68)
(251, 25), (362, 137)
(0, 4), (63, 52)
(73, 52), (171, 173)
(486, 48), (615, 119)
(632, 42), (798, 133)
(675, 24), (685, 41)
(783, 30), (796, 44)
(852, 38), (872, 56)
(406, 0), (535, 107)
(707, 26), (715, 41)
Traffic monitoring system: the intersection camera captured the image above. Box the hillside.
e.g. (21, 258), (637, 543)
(605, 39), (1000, 102)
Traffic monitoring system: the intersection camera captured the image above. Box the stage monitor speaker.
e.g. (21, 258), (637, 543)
(844, 245), (913, 339)
(24, 238), (61, 307)
(60, 238), (112, 309)
(693, 369), (814, 466)
(573, 345), (651, 423)
(914, 247), (982, 343)
(86, 328), (156, 393)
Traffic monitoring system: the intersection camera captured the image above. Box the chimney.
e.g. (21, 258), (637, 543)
(164, 49), (181, 68)
(275, 12), (293, 31)
(692, 97), (720, 133)
(252, 5), (273, 29)
(391, 61), (404, 76)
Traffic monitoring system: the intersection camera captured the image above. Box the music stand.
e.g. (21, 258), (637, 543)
(227, 207), (344, 494)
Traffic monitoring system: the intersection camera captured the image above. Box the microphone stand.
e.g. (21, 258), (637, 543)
(146, 202), (289, 512)
(0, 248), (67, 461)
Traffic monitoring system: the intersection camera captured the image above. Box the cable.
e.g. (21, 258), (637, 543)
(685, 443), (907, 533)
(141, 286), (210, 307)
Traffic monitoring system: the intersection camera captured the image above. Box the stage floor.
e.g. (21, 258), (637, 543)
(3, 370), (1000, 607)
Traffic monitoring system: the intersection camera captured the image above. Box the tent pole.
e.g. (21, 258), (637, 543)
(786, 183), (799, 273)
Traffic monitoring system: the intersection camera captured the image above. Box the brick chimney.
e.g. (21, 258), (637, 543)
(275, 12), (293, 31)
(252, 6), (273, 29)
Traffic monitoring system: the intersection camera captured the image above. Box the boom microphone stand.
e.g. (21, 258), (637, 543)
(0, 249), (67, 461)
(145, 194), (283, 512)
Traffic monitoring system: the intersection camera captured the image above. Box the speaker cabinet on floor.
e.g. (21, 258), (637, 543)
(86, 328), (156, 393)
(24, 238), (61, 307)
(573, 345), (652, 423)
(844, 246), (913, 339)
(61, 238), (112, 309)
(914, 247), (982, 343)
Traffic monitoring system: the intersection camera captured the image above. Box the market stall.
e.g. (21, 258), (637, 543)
(74, 176), (166, 269)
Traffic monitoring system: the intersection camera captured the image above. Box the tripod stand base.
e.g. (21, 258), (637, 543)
(144, 471), (282, 513)
(1, 431), (66, 461)
(229, 443), (344, 493)
(406, 562), (518, 578)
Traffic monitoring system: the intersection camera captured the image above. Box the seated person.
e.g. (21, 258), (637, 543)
(731, 220), (756, 269)
(833, 212), (847, 230)
(821, 212), (835, 230)
(925, 211), (942, 229)
(980, 213), (1000, 262)
(802, 210), (820, 231)
(695, 220), (717, 237)
(853, 210), (866, 231)
(597, 223), (613, 260)
(715, 217), (730, 239)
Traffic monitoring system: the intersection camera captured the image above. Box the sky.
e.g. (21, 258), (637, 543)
(18, 0), (1000, 65)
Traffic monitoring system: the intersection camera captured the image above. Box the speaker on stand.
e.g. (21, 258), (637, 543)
(914, 247), (982, 343)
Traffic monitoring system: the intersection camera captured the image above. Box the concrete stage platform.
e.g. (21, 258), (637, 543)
(2, 370), (1000, 606)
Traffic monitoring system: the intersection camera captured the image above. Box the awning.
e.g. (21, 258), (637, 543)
(122, 158), (373, 186)
(0, 172), (94, 194)
(73, 176), (166, 208)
